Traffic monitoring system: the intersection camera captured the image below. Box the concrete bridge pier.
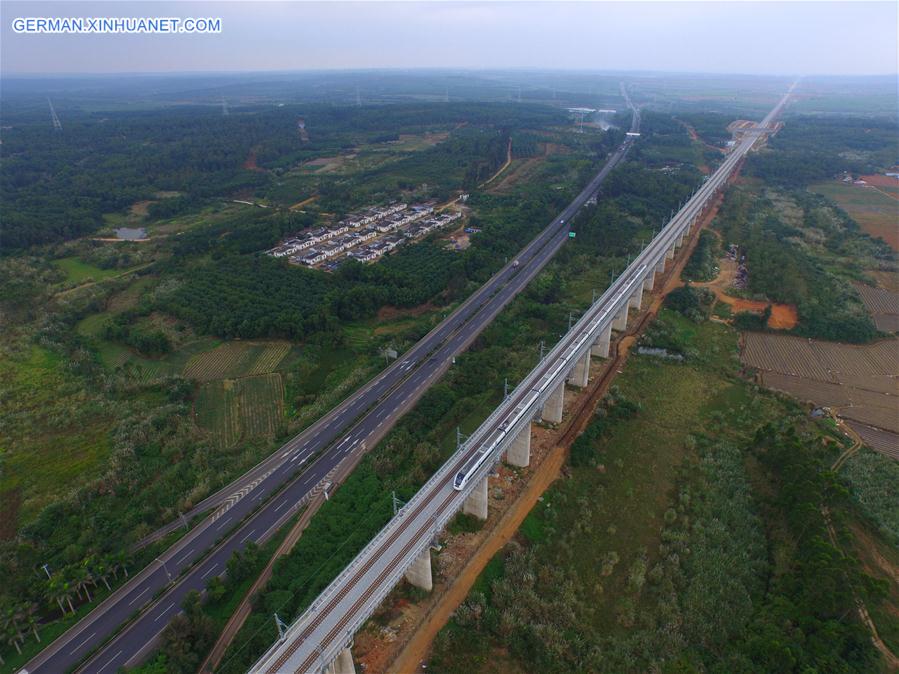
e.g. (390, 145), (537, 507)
(642, 273), (654, 294)
(677, 230), (686, 247)
(666, 245), (675, 260)
(462, 475), (489, 520)
(656, 260), (666, 275)
(404, 548), (433, 592)
(570, 352), (590, 388)
(592, 324), (612, 358)
(505, 423), (532, 467)
(628, 288), (643, 311)
(612, 305), (628, 331)
(325, 647), (356, 674)
(541, 381), (565, 423)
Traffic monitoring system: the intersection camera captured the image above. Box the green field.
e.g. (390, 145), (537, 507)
(0, 346), (112, 531)
(52, 256), (128, 284)
(195, 373), (285, 447)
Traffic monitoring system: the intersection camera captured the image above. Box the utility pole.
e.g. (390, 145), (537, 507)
(178, 512), (188, 531)
(41, 564), (52, 580)
(539, 340), (546, 361)
(503, 378), (509, 399)
(156, 558), (172, 583)
(391, 491), (404, 516)
(568, 312), (574, 331)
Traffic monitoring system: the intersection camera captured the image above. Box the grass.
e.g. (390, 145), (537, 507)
(52, 257), (128, 284)
(0, 346), (112, 530)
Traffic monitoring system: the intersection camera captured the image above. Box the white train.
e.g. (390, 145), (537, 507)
(453, 265), (647, 491)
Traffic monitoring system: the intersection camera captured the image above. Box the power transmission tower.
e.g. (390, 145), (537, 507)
(47, 98), (62, 131)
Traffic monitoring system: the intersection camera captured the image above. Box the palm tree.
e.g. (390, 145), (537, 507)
(46, 577), (66, 618)
(2, 604), (24, 655)
(21, 602), (40, 643)
(72, 566), (92, 603)
(92, 556), (112, 591)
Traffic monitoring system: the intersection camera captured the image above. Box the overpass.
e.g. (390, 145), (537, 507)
(251, 84), (794, 674)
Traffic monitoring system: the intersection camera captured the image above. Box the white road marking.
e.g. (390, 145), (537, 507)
(127, 586), (150, 606)
(216, 516), (232, 531)
(155, 603), (175, 621)
(201, 564), (218, 580)
(240, 529), (256, 544)
(97, 649), (124, 673)
(174, 548), (195, 566)
(69, 631), (96, 654)
(274, 500), (287, 512)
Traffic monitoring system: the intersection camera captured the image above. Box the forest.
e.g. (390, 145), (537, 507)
(746, 114), (897, 187)
(1, 101), (567, 249)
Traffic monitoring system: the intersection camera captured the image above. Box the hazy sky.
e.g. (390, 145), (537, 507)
(2, 1), (896, 76)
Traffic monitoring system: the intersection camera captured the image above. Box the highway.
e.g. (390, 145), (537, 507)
(251, 85), (794, 674)
(21, 89), (640, 674)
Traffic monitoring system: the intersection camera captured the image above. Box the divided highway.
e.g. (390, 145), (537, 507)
(252, 84), (794, 674)
(21, 90), (640, 674)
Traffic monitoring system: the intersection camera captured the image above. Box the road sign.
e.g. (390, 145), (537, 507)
(568, 232), (576, 238)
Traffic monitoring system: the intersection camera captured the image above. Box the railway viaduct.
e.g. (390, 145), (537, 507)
(251, 86), (794, 674)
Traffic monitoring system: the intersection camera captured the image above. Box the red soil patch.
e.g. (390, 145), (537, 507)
(719, 296), (798, 329)
(860, 174), (899, 189)
(243, 148), (265, 173)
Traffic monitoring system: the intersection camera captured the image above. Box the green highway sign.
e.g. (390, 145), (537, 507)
(568, 231), (576, 238)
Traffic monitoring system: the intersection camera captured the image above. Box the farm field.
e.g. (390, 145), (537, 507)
(195, 373), (286, 448)
(183, 341), (292, 382)
(811, 181), (899, 251)
(853, 282), (899, 332)
(741, 332), (899, 454)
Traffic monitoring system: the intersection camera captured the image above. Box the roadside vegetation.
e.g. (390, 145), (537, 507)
(430, 309), (894, 673)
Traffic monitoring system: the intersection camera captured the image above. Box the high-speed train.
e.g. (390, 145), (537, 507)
(453, 265), (648, 491)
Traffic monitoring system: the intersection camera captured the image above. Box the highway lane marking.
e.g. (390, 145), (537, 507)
(274, 500), (288, 512)
(201, 564), (219, 580)
(216, 515), (233, 531)
(69, 631), (97, 655)
(97, 649), (124, 673)
(155, 603), (176, 621)
(240, 529), (257, 544)
(127, 586), (150, 606)
(174, 548), (195, 566)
